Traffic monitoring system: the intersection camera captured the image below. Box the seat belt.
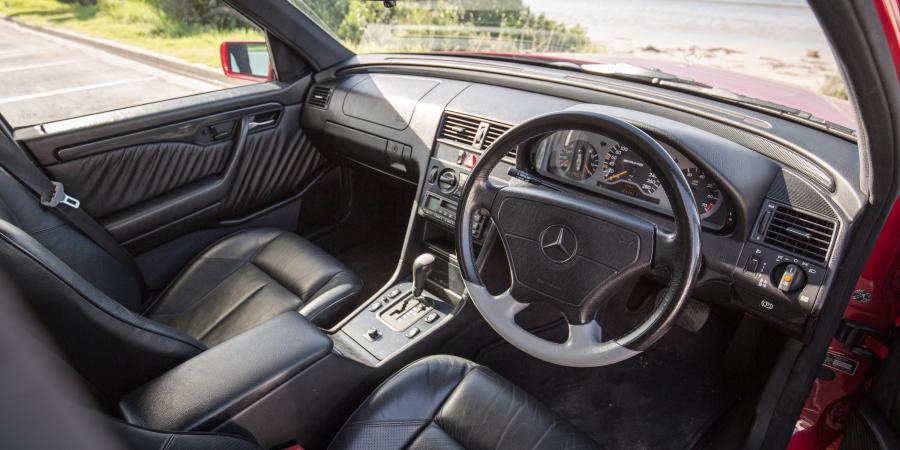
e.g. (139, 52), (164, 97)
(0, 134), (147, 295)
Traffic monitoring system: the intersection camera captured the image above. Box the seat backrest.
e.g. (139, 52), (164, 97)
(0, 165), (145, 307)
(0, 166), (204, 403)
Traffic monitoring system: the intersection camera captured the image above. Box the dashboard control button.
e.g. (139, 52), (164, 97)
(387, 289), (402, 299)
(405, 327), (420, 338)
(364, 328), (381, 341)
(427, 167), (439, 184)
(438, 169), (458, 193)
(776, 263), (806, 293)
(424, 312), (438, 323)
(368, 301), (383, 312)
(464, 154), (477, 169)
(457, 150), (467, 164)
(745, 256), (760, 272)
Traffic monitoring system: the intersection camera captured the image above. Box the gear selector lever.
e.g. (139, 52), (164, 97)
(412, 253), (435, 300)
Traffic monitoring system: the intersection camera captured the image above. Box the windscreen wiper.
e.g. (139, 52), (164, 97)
(580, 62), (713, 88)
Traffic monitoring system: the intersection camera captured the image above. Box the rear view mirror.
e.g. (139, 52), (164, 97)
(219, 41), (272, 81)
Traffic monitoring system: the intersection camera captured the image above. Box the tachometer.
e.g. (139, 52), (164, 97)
(682, 167), (722, 218)
(557, 140), (599, 180)
(601, 144), (661, 195)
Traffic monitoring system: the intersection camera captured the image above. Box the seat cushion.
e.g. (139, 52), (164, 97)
(329, 355), (597, 450)
(146, 228), (361, 347)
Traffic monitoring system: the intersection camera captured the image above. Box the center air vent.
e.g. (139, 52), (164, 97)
(308, 86), (332, 109)
(762, 203), (836, 263)
(439, 111), (511, 151)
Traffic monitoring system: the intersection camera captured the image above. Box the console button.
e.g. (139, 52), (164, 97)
(405, 327), (420, 338)
(464, 154), (477, 169)
(745, 256), (760, 272)
(364, 328), (381, 341)
(427, 167), (439, 184)
(368, 301), (383, 312)
(387, 289), (402, 298)
(424, 312), (439, 323)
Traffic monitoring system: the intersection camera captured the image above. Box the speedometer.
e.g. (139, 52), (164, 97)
(601, 144), (661, 195)
(682, 167), (722, 218)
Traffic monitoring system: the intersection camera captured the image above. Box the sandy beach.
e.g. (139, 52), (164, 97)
(524, 0), (843, 98)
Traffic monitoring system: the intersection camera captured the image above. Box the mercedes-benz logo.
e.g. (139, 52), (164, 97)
(539, 225), (578, 263)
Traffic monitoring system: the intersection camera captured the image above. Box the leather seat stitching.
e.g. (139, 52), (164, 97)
(160, 434), (176, 450)
(146, 229), (282, 313)
(495, 397), (528, 449)
(530, 420), (559, 450)
(193, 282), (270, 342)
(416, 364), (485, 445)
(145, 260), (248, 317)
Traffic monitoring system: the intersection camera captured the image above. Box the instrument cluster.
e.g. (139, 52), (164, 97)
(533, 130), (733, 228)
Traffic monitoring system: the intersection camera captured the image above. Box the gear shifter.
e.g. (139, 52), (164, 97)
(412, 253), (435, 300)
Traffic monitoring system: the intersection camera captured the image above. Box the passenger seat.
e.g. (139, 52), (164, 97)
(0, 158), (361, 401)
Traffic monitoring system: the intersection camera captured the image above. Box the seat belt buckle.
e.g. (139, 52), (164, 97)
(40, 181), (80, 209)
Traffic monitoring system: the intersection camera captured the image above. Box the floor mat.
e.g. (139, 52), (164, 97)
(475, 312), (750, 449)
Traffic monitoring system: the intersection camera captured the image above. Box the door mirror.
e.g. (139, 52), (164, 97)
(219, 41), (272, 81)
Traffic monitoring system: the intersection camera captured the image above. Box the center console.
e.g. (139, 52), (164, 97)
(335, 254), (456, 362)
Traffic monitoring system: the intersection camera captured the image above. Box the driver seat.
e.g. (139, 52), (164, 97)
(328, 355), (596, 449)
(104, 355), (597, 449)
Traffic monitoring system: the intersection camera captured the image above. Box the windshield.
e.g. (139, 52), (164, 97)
(290, 0), (855, 129)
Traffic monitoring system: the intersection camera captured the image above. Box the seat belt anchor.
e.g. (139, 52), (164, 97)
(41, 181), (80, 209)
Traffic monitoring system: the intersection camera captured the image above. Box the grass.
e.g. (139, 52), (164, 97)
(0, 0), (263, 68)
(819, 73), (848, 100)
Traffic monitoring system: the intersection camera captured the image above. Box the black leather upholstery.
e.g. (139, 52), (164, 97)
(0, 162), (361, 401)
(120, 312), (332, 432)
(46, 140), (231, 218)
(109, 420), (262, 450)
(329, 355), (598, 450)
(146, 228), (361, 346)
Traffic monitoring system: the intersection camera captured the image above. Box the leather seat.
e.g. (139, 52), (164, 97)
(0, 163), (361, 401)
(329, 355), (597, 450)
(146, 228), (361, 347)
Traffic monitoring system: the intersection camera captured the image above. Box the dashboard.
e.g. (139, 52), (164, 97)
(531, 130), (734, 230)
(302, 65), (859, 340)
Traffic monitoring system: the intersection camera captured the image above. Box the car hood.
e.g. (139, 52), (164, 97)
(452, 52), (856, 130)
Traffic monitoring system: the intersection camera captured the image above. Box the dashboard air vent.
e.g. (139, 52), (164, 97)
(439, 111), (512, 151)
(308, 86), (332, 109)
(763, 204), (836, 263)
(482, 122), (511, 148)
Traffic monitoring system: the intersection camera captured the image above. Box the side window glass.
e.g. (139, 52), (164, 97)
(0, 0), (271, 127)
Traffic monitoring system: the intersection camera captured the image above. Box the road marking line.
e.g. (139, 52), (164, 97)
(0, 59), (84, 73)
(0, 48), (51, 58)
(0, 77), (155, 105)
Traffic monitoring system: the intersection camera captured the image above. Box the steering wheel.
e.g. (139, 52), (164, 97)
(455, 111), (702, 367)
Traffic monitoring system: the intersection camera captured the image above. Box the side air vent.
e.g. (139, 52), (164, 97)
(762, 204), (836, 263)
(439, 111), (512, 151)
(308, 86), (332, 109)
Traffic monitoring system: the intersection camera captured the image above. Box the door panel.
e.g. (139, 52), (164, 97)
(46, 139), (232, 218)
(14, 78), (324, 253)
(221, 104), (324, 218)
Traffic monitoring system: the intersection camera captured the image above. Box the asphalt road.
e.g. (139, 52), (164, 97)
(0, 20), (232, 128)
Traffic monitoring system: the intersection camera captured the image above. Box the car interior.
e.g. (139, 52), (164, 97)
(1, 1), (900, 450)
